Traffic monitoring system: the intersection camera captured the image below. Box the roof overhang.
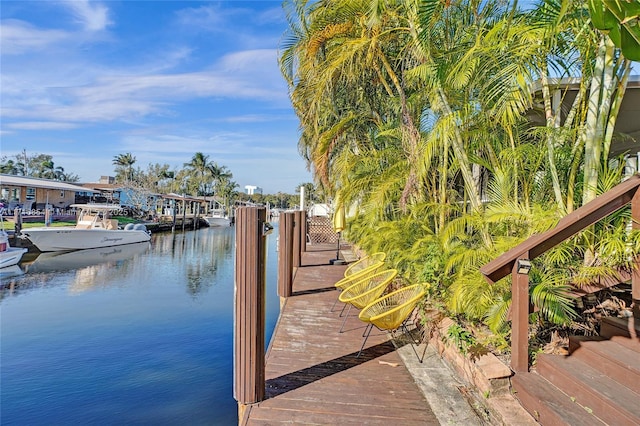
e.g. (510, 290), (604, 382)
(528, 75), (640, 157)
(0, 174), (99, 193)
(163, 193), (206, 203)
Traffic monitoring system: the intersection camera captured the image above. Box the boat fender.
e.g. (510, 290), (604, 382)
(124, 223), (135, 231)
(133, 224), (147, 232)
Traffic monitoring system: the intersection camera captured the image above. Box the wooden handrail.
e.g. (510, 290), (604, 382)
(479, 173), (640, 372)
(481, 174), (640, 284)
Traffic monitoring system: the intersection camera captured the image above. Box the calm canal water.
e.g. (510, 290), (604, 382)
(1, 224), (281, 425)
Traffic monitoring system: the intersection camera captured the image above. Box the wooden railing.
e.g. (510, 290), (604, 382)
(480, 174), (640, 372)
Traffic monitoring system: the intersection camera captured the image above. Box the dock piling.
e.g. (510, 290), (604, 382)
(234, 206), (267, 417)
(278, 212), (294, 300)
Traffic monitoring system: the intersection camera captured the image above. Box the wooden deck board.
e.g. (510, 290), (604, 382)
(242, 244), (438, 425)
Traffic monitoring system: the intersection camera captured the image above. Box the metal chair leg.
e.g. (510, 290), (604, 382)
(400, 322), (423, 363)
(338, 304), (352, 333)
(357, 323), (373, 357)
(329, 292), (340, 312)
(338, 302), (347, 317)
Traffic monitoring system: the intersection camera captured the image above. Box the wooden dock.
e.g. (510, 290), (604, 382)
(241, 244), (438, 425)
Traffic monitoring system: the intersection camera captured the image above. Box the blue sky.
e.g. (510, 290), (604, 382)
(1, 0), (312, 194)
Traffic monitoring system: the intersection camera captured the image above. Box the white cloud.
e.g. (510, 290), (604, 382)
(2, 47), (288, 124)
(256, 6), (288, 25)
(6, 121), (78, 130)
(62, 0), (112, 32)
(0, 20), (68, 54)
(175, 4), (244, 32)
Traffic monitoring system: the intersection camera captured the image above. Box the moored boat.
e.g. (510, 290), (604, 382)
(20, 204), (151, 252)
(203, 209), (230, 227)
(0, 248), (28, 268)
(0, 242), (27, 268)
(0, 230), (28, 268)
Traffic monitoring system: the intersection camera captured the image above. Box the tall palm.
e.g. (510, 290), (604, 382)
(281, 0), (427, 208)
(161, 170), (176, 193)
(216, 176), (238, 211)
(184, 152), (214, 196)
(39, 160), (66, 180)
(208, 163), (232, 194)
(112, 153), (137, 183)
(0, 159), (19, 175)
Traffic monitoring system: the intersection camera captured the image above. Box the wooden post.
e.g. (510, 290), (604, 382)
(171, 199), (177, 232)
(234, 206), (267, 417)
(278, 212), (295, 300)
(298, 210), (307, 252)
(13, 208), (22, 247)
(293, 212), (301, 268)
(511, 254), (530, 373)
(632, 189), (640, 318)
(193, 201), (198, 230)
(182, 198), (187, 231)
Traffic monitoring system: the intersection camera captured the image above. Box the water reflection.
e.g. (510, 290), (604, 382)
(152, 227), (234, 297)
(26, 243), (150, 274)
(0, 225), (279, 425)
(0, 264), (24, 279)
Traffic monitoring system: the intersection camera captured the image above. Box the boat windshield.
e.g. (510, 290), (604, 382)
(75, 207), (118, 229)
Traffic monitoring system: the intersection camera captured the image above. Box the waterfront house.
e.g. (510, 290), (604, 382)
(0, 174), (98, 214)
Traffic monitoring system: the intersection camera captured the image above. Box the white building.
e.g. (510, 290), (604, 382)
(244, 185), (263, 195)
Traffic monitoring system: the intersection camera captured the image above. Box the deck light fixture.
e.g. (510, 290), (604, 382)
(262, 221), (274, 236)
(517, 259), (532, 275)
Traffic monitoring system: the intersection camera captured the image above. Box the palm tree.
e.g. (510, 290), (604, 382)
(290, 1), (423, 217)
(39, 160), (66, 180)
(0, 159), (19, 175)
(112, 153), (137, 183)
(216, 176), (238, 213)
(279, 0), (640, 344)
(208, 163), (232, 195)
(183, 152), (213, 196)
(161, 170), (176, 193)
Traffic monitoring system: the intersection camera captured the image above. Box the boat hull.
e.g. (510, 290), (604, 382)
(203, 216), (230, 227)
(0, 247), (28, 268)
(21, 227), (151, 252)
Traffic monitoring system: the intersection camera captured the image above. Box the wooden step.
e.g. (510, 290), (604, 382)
(608, 334), (640, 352)
(568, 336), (640, 393)
(600, 316), (640, 340)
(511, 371), (605, 425)
(536, 353), (640, 425)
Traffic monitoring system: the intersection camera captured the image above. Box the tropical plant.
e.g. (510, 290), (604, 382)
(183, 152), (213, 196)
(280, 0), (640, 348)
(112, 152), (137, 183)
(588, 0), (640, 61)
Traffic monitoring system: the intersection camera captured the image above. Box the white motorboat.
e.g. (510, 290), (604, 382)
(0, 247), (27, 268)
(203, 209), (230, 227)
(20, 204), (151, 252)
(0, 231), (28, 268)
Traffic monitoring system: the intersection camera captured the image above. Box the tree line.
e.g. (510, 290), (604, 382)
(0, 150), (79, 182)
(1, 150), (314, 209)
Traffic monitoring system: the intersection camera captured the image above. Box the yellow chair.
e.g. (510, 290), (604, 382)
(330, 261), (385, 313)
(338, 269), (397, 332)
(357, 284), (426, 359)
(343, 252), (386, 278)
